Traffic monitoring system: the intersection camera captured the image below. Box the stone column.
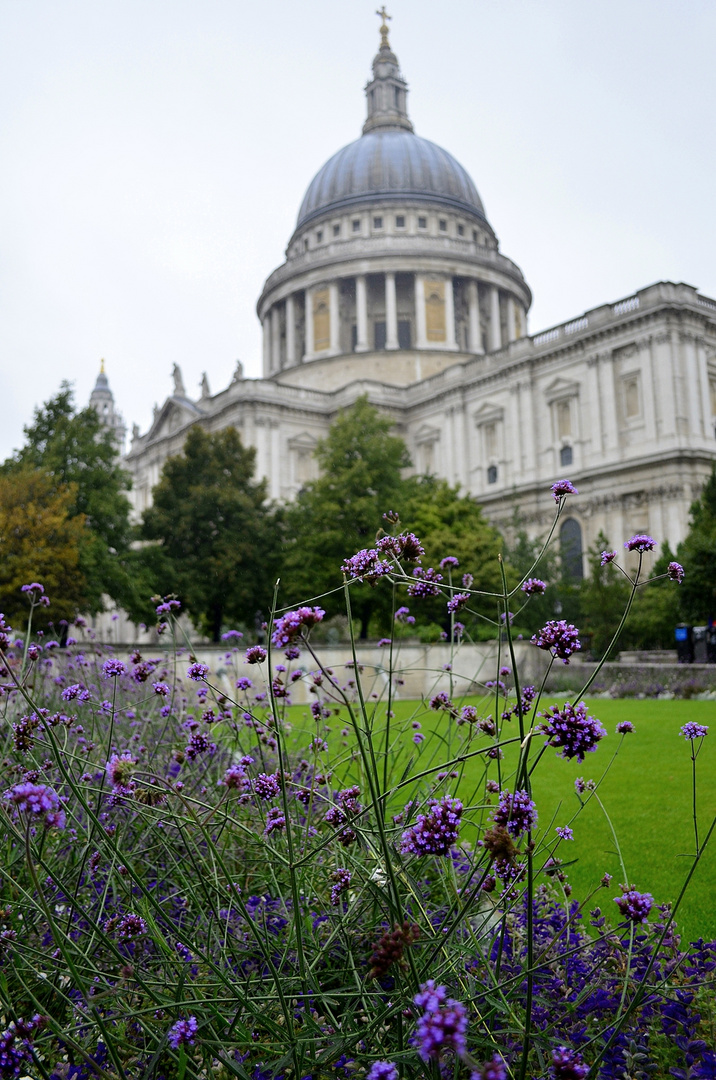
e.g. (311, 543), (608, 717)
(271, 306), (281, 372)
(506, 296), (517, 343)
(444, 276), (457, 349)
(285, 294), (296, 366)
(262, 314), (271, 373)
(304, 287), (315, 360)
(355, 275), (369, 351)
(385, 272), (399, 349)
(599, 352), (619, 456)
(329, 281), (340, 354)
(415, 273), (428, 349)
(488, 286), (501, 351)
(467, 280), (483, 353)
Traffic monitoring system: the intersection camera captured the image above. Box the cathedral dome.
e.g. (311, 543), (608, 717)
(296, 130), (487, 230)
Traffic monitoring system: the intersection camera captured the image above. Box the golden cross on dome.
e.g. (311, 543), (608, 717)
(100, 358), (105, 374)
(376, 6), (391, 47)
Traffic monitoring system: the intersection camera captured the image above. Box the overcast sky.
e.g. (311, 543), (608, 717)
(1, 0), (715, 460)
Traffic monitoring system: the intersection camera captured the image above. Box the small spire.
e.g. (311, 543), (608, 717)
(363, 10), (413, 135)
(376, 6), (391, 49)
(100, 357), (105, 374)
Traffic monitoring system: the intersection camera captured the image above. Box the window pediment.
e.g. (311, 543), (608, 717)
(473, 402), (504, 427)
(544, 377), (580, 404)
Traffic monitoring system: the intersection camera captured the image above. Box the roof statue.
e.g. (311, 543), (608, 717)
(172, 363), (186, 397)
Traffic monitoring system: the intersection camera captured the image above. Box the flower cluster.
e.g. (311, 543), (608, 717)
(667, 560), (685, 583)
(0, 1013), (45, 1077)
(614, 887), (654, 924)
(521, 578), (547, 595)
(368, 921), (419, 980)
(491, 789), (537, 838)
(341, 548), (392, 585)
(253, 772), (281, 800)
(271, 606), (325, 648)
(625, 533), (656, 553)
(376, 532), (425, 561)
(106, 753), (137, 795)
(539, 701), (607, 762)
(548, 1046), (589, 1079)
(366, 1064), (397, 1080)
(680, 722), (709, 741)
(245, 646), (267, 664)
(471, 1053), (508, 1080)
(447, 592), (470, 613)
(616, 720), (635, 734)
(167, 1015), (198, 1049)
(400, 795), (463, 857)
(394, 606), (415, 625)
(330, 868), (352, 906)
(531, 620), (581, 663)
(102, 658), (127, 678)
(600, 550), (617, 566)
(551, 479), (578, 501)
(264, 807), (286, 835)
(187, 662), (209, 681)
(413, 980), (468, 1061)
(4, 782), (66, 829)
(407, 566), (443, 598)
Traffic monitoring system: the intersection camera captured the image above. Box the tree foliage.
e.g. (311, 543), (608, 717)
(0, 467), (87, 628)
(677, 465), (716, 624)
(2, 383), (134, 614)
(141, 426), (279, 641)
(281, 398), (409, 636)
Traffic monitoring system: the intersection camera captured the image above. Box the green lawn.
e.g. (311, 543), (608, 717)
(287, 697), (716, 943)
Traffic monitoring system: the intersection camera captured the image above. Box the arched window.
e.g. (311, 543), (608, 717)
(560, 519), (583, 580)
(560, 445), (573, 467)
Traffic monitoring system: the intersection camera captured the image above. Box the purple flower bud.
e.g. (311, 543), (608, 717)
(244, 646), (267, 665)
(102, 658), (126, 678)
(624, 533), (656, 552)
(667, 561), (685, 583)
(167, 1015), (198, 1048)
(551, 479), (578, 501)
(187, 662), (209, 681)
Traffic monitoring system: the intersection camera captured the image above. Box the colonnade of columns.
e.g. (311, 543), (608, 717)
(262, 272), (526, 373)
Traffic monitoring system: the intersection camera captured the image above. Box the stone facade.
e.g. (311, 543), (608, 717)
(120, 22), (716, 578)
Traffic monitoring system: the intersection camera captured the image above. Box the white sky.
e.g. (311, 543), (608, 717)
(1, 0), (715, 460)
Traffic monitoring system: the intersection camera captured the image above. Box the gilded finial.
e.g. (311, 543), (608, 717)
(376, 5), (391, 48)
(100, 358), (105, 374)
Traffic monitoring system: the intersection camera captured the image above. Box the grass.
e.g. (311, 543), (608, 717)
(287, 696), (716, 943)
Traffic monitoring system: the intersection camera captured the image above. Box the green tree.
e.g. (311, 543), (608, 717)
(141, 426), (279, 641)
(622, 541), (681, 651)
(398, 476), (508, 636)
(579, 530), (630, 658)
(281, 398), (410, 637)
(2, 383), (134, 614)
(677, 464), (716, 623)
(0, 467), (87, 628)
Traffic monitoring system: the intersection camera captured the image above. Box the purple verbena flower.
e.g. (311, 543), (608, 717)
(600, 550), (617, 566)
(245, 646), (267, 665)
(152, 681), (170, 697)
(254, 772), (281, 800)
(625, 534), (656, 553)
(61, 683), (90, 702)
(680, 722), (709, 740)
(221, 629), (243, 641)
(341, 548), (392, 585)
(400, 795), (463, 857)
(394, 606), (415, 625)
(556, 826), (574, 841)
(185, 730), (216, 760)
(407, 567), (443, 598)
(221, 764), (249, 790)
(366, 1064), (397, 1080)
(614, 887), (654, 924)
(616, 720), (635, 734)
(531, 620), (581, 663)
(264, 806), (286, 835)
(667, 561), (685, 583)
(0, 1014), (45, 1077)
(106, 753), (136, 793)
(187, 662), (209, 681)
(167, 1015), (198, 1049)
(551, 479), (578, 501)
(377, 532), (425, 561)
(4, 782), (66, 829)
(330, 868), (352, 906)
(114, 913), (148, 940)
(471, 1053), (508, 1080)
(491, 789), (537, 838)
(439, 556), (460, 570)
(539, 701), (606, 761)
(447, 592), (470, 613)
(102, 658), (126, 678)
(271, 606), (325, 648)
(413, 980), (468, 1061)
(549, 1046), (589, 1080)
(521, 578), (547, 595)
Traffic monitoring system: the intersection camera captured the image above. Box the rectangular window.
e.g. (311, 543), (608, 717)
(624, 375), (641, 419)
(312, 288), (330, 352)
(487, 464), (498, 485)
(556, 399), (572, 439)
(374, 321), (387, 351)
(316, 230), (323, 242)
(395, 215), (405, 228)
(418, 216), (427, 229)
(373, 216), (383, 229)
(398, 320), (411, 349)
(484, 422), (498, 461)
(439, 219), (447, 232)
(457, 223), (465, 236)
(425, 280), (446, 342)
(352, 219), (361, 232)
(351, 324), (357, 352)
(710, 378), (716, 416)
(472, 229), (478, 241)
(333, 223), (340, 237)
